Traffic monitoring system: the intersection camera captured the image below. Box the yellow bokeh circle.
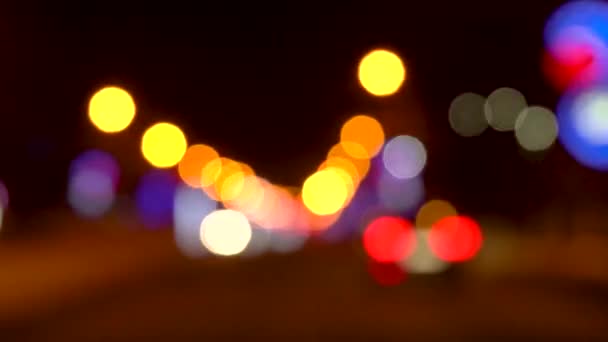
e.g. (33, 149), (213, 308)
(358, 49), (406, 96)
(88, 86), (136, 133)
(141, 122), (187, 168)
(302, 169), (349, 216)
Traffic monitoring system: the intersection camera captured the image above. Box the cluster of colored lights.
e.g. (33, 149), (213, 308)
(545, 0), (608, 170)
(449, 87), (559, 153)
(2, 2), (606, 290)
(361, 199), (482, 285)
(64, 46), (485, 284)
(445, 0), (608, 168)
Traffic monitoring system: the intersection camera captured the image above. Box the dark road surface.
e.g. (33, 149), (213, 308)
(2, 211), (608, 340)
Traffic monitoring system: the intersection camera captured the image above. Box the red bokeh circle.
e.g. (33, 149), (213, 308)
(542, 47), (597, 91)
(428, 215), (482, 262)
(363, 216), (416, 263)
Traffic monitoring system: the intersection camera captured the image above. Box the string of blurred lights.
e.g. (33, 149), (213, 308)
(449, 88), (559, 153)
(65, 46), (483, 287)
(4, 1), (607, 286)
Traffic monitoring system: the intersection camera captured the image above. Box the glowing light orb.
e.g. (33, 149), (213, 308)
(178, 144), (219, 188)
(200, 209), (252, 256)
(515, 106), (559, 152)
(141, 122), (187, 168)
(449, 92), (488, 137)
(484, 87), (527, 132)
(318, 158), (359, 200)
(67, 150), (119, 219)
(88, 86), (136, 133)
(400, 229), (449, 274)
(68, 169), (115, 218)
(136, 170), (178, 229)
(573, 90), (608, 145)
(302, 169), (349, 216)
(340, 115), (385, 159)
(545, 1), (608, 56)
(358, 49), (406, 96)
(543, 28), (604, 90)
(428, 215), (483, 262)
(415, 199), (457, 229)
(544, 1), (608, 89)
(363, 216), (416, 263)
(557, 84), (608, 170)
(382, 135), (427, 179)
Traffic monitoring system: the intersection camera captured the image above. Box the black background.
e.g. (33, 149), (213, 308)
(2, 1), (599, 223)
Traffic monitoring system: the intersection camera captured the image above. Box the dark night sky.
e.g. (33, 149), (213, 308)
(3, 1), (604, 220)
